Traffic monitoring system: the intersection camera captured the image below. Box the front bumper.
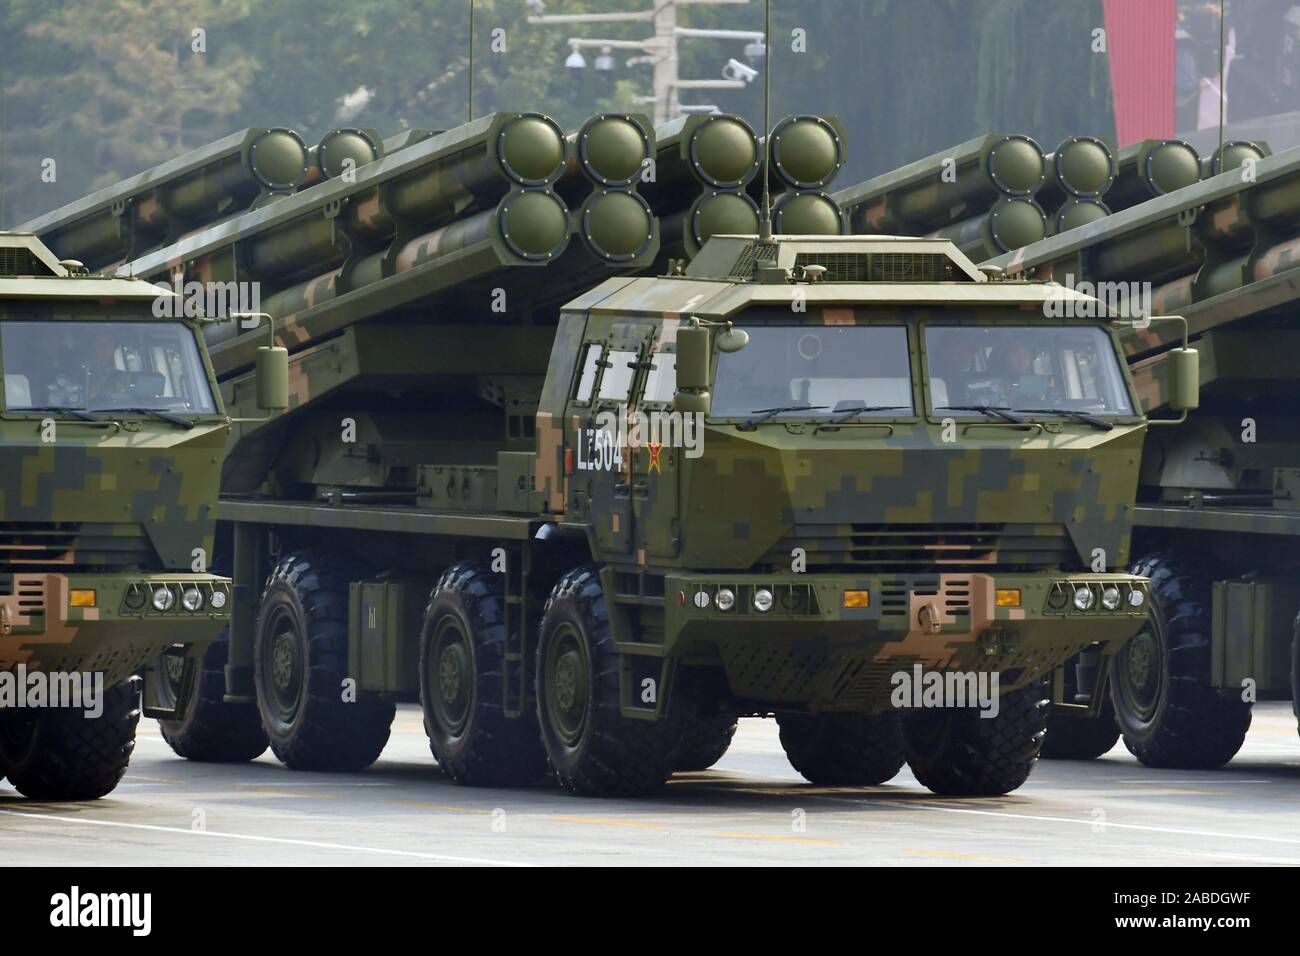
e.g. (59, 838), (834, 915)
(661, 570), (1149, 709)
(0, 571), (231, 686)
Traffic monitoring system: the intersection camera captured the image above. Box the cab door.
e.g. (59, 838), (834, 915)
(630, 329), (681, 563)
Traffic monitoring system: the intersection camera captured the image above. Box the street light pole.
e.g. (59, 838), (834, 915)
(527, 0), (756, 125)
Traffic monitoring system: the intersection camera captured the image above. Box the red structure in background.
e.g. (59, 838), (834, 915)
(1104, 0), (1177, 144)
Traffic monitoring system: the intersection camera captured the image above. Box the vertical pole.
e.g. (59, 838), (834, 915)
(1217, 0), (1225, 163)
(758, 0), (772, 240)
(469, 0), (476, 123)
(652, 0), (677, 125)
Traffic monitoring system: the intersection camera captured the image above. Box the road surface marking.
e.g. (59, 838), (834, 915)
(0, 808), (529, 866)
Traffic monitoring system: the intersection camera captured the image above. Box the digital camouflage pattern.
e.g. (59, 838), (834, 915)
(0, 234), (231, 690)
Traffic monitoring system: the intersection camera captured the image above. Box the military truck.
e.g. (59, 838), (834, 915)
(27, 113), (1188, 798)
(0, 232), (285, 800)
(985, 142), (1300, 769)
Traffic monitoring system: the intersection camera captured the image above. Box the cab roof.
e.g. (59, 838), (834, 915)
(573, 234), (1119, 320)
(0, 232), (176, 303)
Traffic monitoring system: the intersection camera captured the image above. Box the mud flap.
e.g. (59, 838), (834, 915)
(141, 646), (197, 720)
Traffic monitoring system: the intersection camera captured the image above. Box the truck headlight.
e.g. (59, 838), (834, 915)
(1128, 589), (1146, 608)
(210, 589), (228, 610)
(1073, 586), (1095, 611)
(181, 588), (204, 612)
(716, 588), (735, 611)
(152, 586), (175, 612)
(753, 588), (774, 612)
(1101, 586), (1121, 610)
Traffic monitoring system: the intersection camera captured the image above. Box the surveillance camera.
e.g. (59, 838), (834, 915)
(723, 58), (759, 83)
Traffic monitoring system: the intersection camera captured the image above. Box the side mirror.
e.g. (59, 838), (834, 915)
(1166, 347), (1199, 412)
(256, 346), (289, 411)
(674, 326), (711, 414)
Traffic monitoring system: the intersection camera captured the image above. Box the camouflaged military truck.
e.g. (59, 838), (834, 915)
(175, 231), (1181, 798)
(0, 233), (284, 800)
(35, 111), (1196, 799)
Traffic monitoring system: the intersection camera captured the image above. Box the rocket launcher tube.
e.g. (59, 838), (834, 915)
(19, 127), (309, 270)
(834, 133), (1044, 235)
(646, 114), (760, 199)
(299, 129), (383, 189)
(206, 190), (572, 380)
(1106, 140), (1201, 212)
(765, 115), (846, 191)
(771, 191), (847, 236)
(925, 196), (1046, 262)
(1036, 135), (1117, 209)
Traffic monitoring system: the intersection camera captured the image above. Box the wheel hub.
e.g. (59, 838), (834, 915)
(546, 628), (589, 746)
(271, 633), (297, 691)
(429, 622), (472, 735)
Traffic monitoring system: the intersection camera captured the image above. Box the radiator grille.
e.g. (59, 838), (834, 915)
(764, 523), (1075, 571)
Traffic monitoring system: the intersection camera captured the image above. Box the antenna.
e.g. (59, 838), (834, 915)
(1217, 0), (1225, 165)
(758, 0), (773, 241)
(468, 0), (476, 123)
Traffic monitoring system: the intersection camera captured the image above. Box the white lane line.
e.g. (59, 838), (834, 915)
(719, 768), (1300, 848)
(814, 796), (1300, 847)
(0, 809), (529, 867)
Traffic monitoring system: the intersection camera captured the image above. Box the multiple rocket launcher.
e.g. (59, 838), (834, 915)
(19, 102), (1273, 391)
(831, 131), (1269, 263)
(18, 111), (849, 382)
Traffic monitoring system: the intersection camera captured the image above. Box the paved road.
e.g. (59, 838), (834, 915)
(4, 702), (1300, 866)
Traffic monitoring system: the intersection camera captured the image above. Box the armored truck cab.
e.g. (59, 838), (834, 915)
(0, 233), (238, 799)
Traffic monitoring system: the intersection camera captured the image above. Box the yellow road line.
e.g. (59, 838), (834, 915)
(232, 785), (339, 799)
(712, 831), (841, 846)
(904, 848), (1030, 863)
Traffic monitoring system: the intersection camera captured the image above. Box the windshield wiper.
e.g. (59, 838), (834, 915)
(105, 407), (196, 429)
(21, 405), (102, 422)
(1015, 407), (1115, 431)
(736, 404), (828, 431)
(827, 402), (909, 424)
(935, 404), (1026, 424)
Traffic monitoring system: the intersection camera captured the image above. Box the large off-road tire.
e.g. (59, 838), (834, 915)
(776, 712), (905, 786)
(419, 562), (550, 787)
(254, 552), (394, 771)
(1109, 553), (1251, 769)
(1041, 658), (1120, 760)
(158, 630), (269, 763)
(536, 566), (682, 797)
(0, 678), (140, 800)
(674, 715), (738, 772)
(901, 679), (1048, 796)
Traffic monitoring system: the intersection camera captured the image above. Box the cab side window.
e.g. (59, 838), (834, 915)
(574, 343), (604, 403)
(641, 350), (676, 404)
(597, 348), (639, 402)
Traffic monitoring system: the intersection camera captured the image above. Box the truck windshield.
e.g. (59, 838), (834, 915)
(1, 320), (217, 415)
(925, 325), (1134, 417)
(711, 325), (912, 418)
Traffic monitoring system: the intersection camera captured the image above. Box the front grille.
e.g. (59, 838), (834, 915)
(0, 575), (47, 614)
(0, 522), (156, 569)
(765, 522), (1076, 571)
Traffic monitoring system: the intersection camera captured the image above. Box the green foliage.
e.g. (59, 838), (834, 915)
(0, 0), (1116, 227)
